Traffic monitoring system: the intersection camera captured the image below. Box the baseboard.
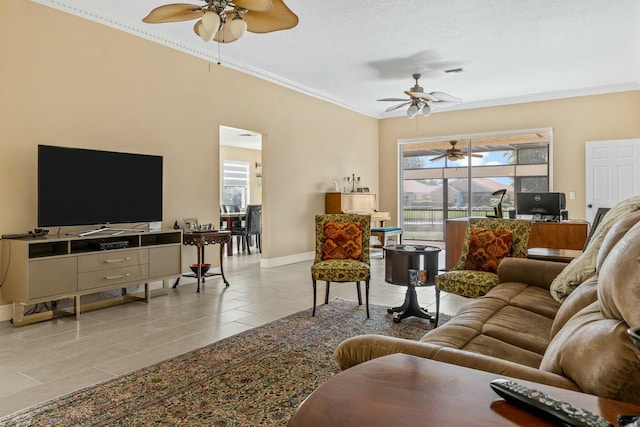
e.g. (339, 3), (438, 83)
(0, 303), (13, 322)
(260, 252), (314, 268)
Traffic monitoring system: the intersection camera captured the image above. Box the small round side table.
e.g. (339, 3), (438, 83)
(383, 244), (441, 324)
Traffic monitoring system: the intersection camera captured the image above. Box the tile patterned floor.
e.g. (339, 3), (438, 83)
(0, 248), (470, 417)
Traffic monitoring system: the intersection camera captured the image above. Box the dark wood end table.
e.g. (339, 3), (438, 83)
(288, 354), (640, 426)
(527, 247), (583, 263)
(383, 245), (441, 323)
(175, 230), (231, 292)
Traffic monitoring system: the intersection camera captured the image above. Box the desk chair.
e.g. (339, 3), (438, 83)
(311, 214), (371, 317)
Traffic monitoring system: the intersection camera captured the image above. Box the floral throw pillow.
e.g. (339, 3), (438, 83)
(322, 222), (363, 260)
(463, 227), (514, 273)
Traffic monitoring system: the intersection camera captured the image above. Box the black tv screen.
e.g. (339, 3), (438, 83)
(38, 145), (163, 227)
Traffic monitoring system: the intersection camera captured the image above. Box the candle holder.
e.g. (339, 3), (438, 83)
(344, 173), (360, 193)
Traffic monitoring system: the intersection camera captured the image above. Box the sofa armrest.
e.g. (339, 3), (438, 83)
(335, 334), (579, 391)
(498, 258), (568, 289)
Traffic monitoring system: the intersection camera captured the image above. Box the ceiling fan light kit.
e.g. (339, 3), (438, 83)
(429, 141), (484, 162)
(143, 0), (298, 44)
(379, 73), (461, 119)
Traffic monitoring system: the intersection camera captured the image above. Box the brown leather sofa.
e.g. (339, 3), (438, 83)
(335, 210), (640, 405)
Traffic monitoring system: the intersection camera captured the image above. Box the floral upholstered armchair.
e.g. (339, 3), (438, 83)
(311, 214), (371, 318)
(433, 217), (532, 324)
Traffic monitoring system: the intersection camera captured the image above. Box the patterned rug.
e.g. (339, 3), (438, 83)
(0, 300), (447, 426)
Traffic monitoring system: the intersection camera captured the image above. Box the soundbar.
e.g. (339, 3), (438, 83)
(89, 241), (130, 251)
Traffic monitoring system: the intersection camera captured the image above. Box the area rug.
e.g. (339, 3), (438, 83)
(1, 300), (447, 426)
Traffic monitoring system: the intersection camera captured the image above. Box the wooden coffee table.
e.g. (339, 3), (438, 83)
(288, 353), (640, 426)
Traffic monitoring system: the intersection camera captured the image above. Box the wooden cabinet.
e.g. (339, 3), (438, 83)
(325, 192), (391, 226)
(1, 230), (182, 326)
(444, 218), (588, 270)
(326, 192), (378, 213)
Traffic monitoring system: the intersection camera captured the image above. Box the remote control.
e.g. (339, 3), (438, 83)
(489, 379), (613, 427)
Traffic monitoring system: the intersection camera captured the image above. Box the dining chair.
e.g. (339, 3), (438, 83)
(310, 214), (371, 318)
(231, 205), (261, 254)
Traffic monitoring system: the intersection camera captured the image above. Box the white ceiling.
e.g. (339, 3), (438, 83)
(34, 0), (640, 119)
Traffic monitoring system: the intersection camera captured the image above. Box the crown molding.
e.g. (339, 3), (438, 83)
(30, 0), (640, 121)
(31, 0), (377, 117)
(379, 81), (640, 119)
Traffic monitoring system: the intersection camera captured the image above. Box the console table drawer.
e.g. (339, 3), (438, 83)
(29, 257), (78, 299)
(78, 249), (148, 273)
(78, 264), (148, 290)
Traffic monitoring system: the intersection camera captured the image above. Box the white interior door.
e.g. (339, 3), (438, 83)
(585, 138), (640, 224)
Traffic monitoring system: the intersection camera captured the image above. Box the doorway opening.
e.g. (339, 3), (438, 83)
(219, 125), (263, 256)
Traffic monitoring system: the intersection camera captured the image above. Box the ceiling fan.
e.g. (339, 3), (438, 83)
(378, 74), (461, 118)
(142, 0), (298, 44)
(430, 141), (484, 162)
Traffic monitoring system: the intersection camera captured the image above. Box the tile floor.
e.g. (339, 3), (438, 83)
(0, 247), (470, 418)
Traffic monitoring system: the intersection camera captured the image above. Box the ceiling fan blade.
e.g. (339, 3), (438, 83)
(471, 153), (484, 158)
(244, 0), (298, 33)
(429, 153), (449, 162)
(404, 90), (436, 101)
(430, 91), (461, 103)
(430, 91), (459, 101)
(385, 102), (411, 112)
(377, 98), (409, 102)
(234, 0), (273, 12)
(143, 3), (204, 23)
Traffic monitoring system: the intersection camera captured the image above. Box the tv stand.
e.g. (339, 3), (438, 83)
(1, 230), (182, 326)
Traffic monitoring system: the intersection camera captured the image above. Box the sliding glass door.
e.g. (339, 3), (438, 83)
(400, 130), (551, 241)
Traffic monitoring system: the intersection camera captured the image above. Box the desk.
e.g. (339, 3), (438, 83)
(220, 212), (245, 255)
(383, 245), (440, 324)
(288, 354), (640, 427)
(174, 231), (231, 292)
(445, 218), (588, 270)
(527, 247), (583, 263)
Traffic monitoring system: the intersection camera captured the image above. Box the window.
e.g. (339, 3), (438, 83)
(222, 160), (250, 209)
(400, 130), (552, 241)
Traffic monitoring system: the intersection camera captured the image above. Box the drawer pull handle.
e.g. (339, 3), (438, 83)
(105, 257), (132, 263)
(105, 273), (132, 280)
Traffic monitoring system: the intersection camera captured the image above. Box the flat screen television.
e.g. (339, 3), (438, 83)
(38, 145), (163, 227)
(516, 192), (566, 220)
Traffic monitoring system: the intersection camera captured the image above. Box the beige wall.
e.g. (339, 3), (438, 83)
(0, 1), (379, 305)
(3, 1), (640, 309)
(378, 91), (640, 224)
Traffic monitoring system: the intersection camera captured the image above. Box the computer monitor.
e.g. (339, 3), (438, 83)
(516, 192), (566, 221)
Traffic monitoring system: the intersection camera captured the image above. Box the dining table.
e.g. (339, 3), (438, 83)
(220, 211), (245, 256)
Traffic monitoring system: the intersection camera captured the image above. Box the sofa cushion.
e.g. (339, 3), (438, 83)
(595, 209), (640, 271)
(597, 220), (640, 327)
(540, 303), (640, 404)
(489, 282), (561, 320)
(322, 222), (363, 260)
(463, 228), (513, 273)
(542, 220), (640, 404)
(549, 196), (640, 303)
(549, 275), (598, 339)
(423, 284), (556, 367)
